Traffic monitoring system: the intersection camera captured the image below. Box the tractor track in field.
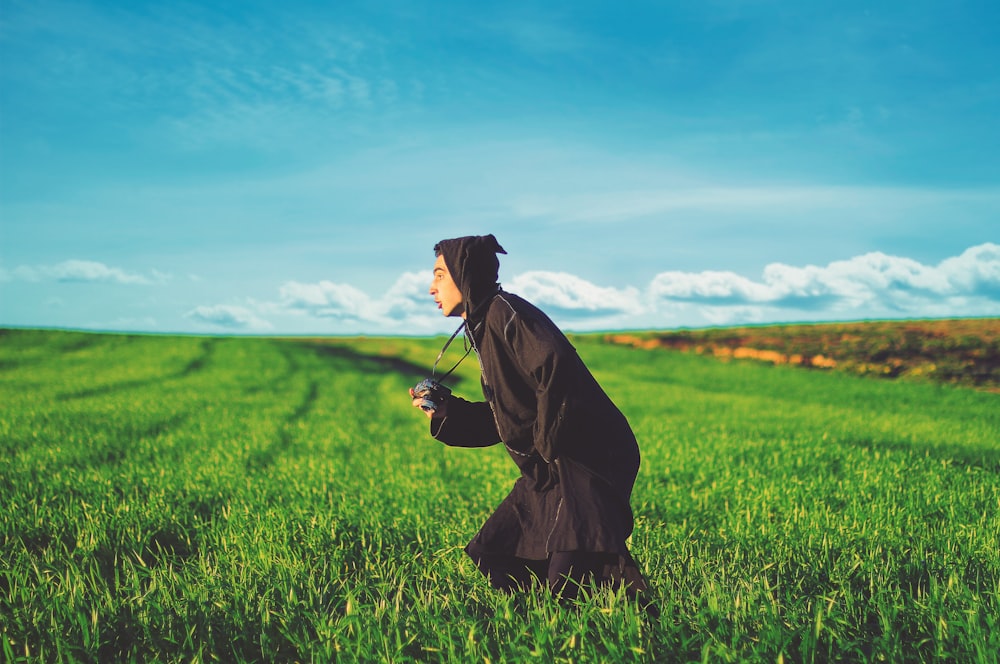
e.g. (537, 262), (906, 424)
(245, 378), (320, 473)
(56, 338), (219, 401)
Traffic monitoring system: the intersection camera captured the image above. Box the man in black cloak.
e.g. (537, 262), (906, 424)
(410, 234), (652, 604)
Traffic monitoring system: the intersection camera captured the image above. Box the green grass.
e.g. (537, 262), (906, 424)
(2, 328), (999, 663)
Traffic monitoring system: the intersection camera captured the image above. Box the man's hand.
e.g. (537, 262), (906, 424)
(409, 387), (434, 418)
(410, 387), (449, 419)
(411, 379), (451, 419)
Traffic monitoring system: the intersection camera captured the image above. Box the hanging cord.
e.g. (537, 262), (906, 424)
(431, 321), (473, 382)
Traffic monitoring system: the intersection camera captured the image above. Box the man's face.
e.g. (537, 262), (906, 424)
(430, 255), (465, 318)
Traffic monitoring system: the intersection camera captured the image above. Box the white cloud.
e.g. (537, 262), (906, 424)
(182, 243), (1000, 335)
(649, 270), (772, 303)
(649, 242), (1000, 319)
(380, 271), (439, 323)
(7, 260), (167, 285)
(507, 271), (642, 317)
(184, 305), (273, 331)
(938, 243), (1000, 297)
(191, 271), (439, 334)
(278, 280), (375, 320)
(273, 272), (442, 330)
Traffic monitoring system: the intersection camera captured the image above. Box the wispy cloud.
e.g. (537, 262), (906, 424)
(4, 260), (168, 285)
(509, 185), (1000, 224)
(162, 60), (386, 149)
(184, 305), (272, 331)
(485, 14), (593, 56)
(3, 1), (398, 151)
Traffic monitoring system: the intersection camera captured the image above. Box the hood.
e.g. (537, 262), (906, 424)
(434, 234), (507, 321)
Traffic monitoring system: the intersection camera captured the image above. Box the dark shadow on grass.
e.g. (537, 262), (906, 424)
(0, 331), (130, 371)
(4, 412), (191, 475)
(243, 343), (300, 395)
(57, 376), (169, 401)
(298, 341), (453, 386)
(246, 379), (320, 472)
(245, 341), (452, 472)
(91, 413), (193, 466)
(180, 338), (217, 375)
(60, 335), (107, 354)
(56, 338), (219, 400)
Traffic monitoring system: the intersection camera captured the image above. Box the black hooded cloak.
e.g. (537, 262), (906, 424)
(430, 235), (648, 593)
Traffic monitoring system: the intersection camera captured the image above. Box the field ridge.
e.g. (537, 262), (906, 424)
(604, 317), (1000, 390)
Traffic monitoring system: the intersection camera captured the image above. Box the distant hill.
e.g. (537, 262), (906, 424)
(603, 318), (1000, 391)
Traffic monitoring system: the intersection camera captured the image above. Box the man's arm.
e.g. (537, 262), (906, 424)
(419, 392), (501, 448)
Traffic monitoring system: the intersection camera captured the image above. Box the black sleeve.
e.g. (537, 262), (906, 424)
(430, 395), (501, 448)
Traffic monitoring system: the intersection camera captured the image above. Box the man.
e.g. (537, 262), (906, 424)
(410, 234), (652, 606)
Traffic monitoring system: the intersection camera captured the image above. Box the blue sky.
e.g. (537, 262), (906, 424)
(2, 0), (998, 335)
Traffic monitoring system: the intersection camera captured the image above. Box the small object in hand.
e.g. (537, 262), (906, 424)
(413, 378), (451, 412)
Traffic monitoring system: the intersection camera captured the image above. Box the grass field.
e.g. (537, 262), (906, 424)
(2, 328), (999, 663)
